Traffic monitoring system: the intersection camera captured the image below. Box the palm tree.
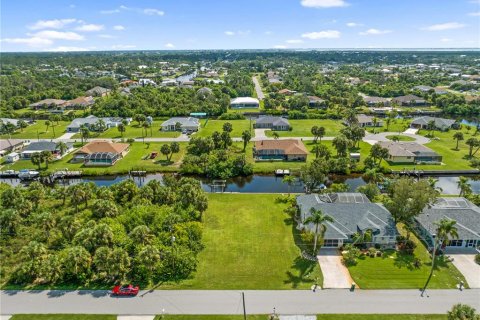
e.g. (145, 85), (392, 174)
(117, 123), (126, 137)
(282, 175), (296, 196)
(453, 132), (464, 151)
(427, 177), (443, 195)
(427, 120), (436, 137)
(457, 176), (472, 196)
(40, 150), (54, 169)
(30, 152), (43, 170)
(272, 132), (279, 140)
(56, 142), (68, 156)
(352, 229), (373, 246)
(363, 168), (384, 184)
(80, 125), (89, 145)
(241, 130), (252, 151)
(372, 117), (378, 133)
(303, 208), (334, 254)
(421, 218), (458, 296)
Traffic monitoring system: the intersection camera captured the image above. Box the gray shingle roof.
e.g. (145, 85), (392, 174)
(161, 117), (200, 127)
(411, 116), (456, 129)
(22, 141), (73, 152)
(297, 193), (397, 239)
(415, 198), (480, 240)
(255, 116), (290, 127)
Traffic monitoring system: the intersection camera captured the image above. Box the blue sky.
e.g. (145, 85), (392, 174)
(1, 0), (479, 52)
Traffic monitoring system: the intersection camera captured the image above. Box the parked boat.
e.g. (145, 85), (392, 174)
(18, 169), (40, 180)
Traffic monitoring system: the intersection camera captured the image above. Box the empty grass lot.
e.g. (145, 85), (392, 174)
(347, 224), (466, 289)
(2, 142), (188, 175)
(0, 120), (70, 139)
(264, 119), (343, 138)
(10, 316), (115, 320)
(95, 123), (180, 139)
(160, 193), (322, 289)
(196, 119), (252, 137)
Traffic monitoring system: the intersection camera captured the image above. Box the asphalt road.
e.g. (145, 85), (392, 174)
(2, 289), (479, 315)
(252, 76), (265, 100)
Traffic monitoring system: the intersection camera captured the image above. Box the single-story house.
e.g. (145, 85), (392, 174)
(278, 89), (296, 95)
(412, 85), (448, 95)
(377, 141), (442, 164)
(29, 99), (66, 110)
(62, 96), (95, 109)
(414, 197), (480, 252)
(20, 141), (73, 159)
(363, 96), (390, 107)
(356, 114), (383, 127)
(254, 116), (290, 131)
(0, 139), (24, 155)
(308, 96), (326, 108)
(5, 152), (20, 163)
(253, 139), (308, 161)
(66, 115), (131, 132)
(161, 117), (200, 132)
(392, 94), (426, 106)
(230, 97), (260, 109)
(296, 193), (398, 248)
(85, 86), (111, 97)
(73, 140), (130, 166)
(0, 118), (20, 127)
(410, 116), (458, 131)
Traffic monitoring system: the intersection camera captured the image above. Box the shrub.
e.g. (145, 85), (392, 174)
(126, 138), (135, 144)
(475, 254), (480, 265)
(343, 244), (360, 266)
(218, 112), (245, 120)
(368, 247), (376, 257)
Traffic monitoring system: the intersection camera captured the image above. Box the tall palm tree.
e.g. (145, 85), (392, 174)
(457, 176), (472, 197)
(453, 132), (464, 151)
(282, 175), (296, 196)
(422, 218), (458, 296)
(56, 142), (68, 156)
(427, 177), (443, 195)
(304, 208), (334, 254)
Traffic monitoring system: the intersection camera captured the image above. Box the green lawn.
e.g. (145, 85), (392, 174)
(156, 316), (445, 320)
(347, 224), (466, 289)
(160, 193), (322, 289)
(383, 127), (477, 171)
(11, 316), (115, 320)
(386, 135), (416, 142)
(0, 120), (70, 139)
(264, 119), (343, 138)
(1, 142), (187, 175)
(81, 122), (180, 139)
(196, 119), (252, 138)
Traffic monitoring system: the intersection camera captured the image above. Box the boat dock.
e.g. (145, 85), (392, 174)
(275, 169), (290, 176)
(52, 170), (83, 179)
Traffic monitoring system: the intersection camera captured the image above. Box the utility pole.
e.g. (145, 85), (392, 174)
(242, 292), (246, 320)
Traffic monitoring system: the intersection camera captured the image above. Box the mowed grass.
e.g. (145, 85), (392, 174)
(196, 119), (252, 138)
(347, 224), (466, 289)
(10, 316), (115, 320)
(264, 119), (343, 138)
(94, 122), (180, 139)
(0, 120), (70, 139)
(2, 142), (187, 174)
(161, 193), (322, 289)
(383, 127), (477, 171)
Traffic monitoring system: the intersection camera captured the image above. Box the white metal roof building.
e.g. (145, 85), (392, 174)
(230, 97), (259, 109)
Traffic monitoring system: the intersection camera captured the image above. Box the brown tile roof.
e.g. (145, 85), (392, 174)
(63, 96), (94, 106)
(255, 139), (308, 155)
(77, 140), (129, 155)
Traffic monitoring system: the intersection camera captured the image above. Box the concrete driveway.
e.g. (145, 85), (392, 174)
(254, 128), (268, 140)
(449, 254), (480, 288)
(317, 248), (354, 289)
(363, 131), (430, 146)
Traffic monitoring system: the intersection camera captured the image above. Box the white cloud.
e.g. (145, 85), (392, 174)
(440, 38), (453, 42)
(422, 22), (466, 31)
(29, 18), (77, 30)
(286, 39), (304, 44)
(300, 0), (348, 8)
(143, 8), (164, 16)
(468, 11), (480, 16)
(165, 43), (175, 48)
(30, 30), (84, 41)
(224, 31), (235, 36)
(113, 25), (125, 31)
(301, 30), (341, 39)
(101, 5), (164, 16)
(75, 24), (104, 32)
(264, 31), (273, 35)
(98, 34), (116, 39)
(273, 45), (287, 49)
(346, 22), (362, 27)
(1, 37), (53, 47)
(111, 44), (136, 49)
(359, 28), (392, 35)
(45, 46), (89, 52)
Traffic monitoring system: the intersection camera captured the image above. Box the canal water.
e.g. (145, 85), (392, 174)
(1, 174), (479, 195)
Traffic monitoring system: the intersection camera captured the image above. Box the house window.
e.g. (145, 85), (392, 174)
(323, 239), (339, 247)
(448, 240), (463, 247)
